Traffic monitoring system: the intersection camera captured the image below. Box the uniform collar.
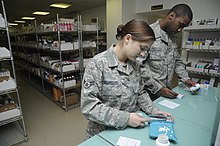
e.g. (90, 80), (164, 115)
(106, 44), (136, 75)
(106, 44), (118, 67)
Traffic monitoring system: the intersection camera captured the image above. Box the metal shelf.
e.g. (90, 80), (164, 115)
(183, 25), (220, 31)
(0, 47), (11, 60)
(10, 15), (100, 112)
(0, 77), (17, 95)
(40, 63), (80, 75)
(0, 0), (27, 145)
(12, 30), (79, 36)
(0, 122), (27, 146)
(0, 108), (22, 126)
(187, 69), (220, 77)
(43, 77), (81, 90)
(182, 48), (220, 53)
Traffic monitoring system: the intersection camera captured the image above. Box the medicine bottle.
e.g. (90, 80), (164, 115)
(205, 81), (209, 90)
(156, 134), (170, 146)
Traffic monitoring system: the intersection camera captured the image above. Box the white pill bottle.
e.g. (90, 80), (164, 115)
(156, 134), (170, 146)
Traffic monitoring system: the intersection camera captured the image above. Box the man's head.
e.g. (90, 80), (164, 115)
(164, 4), (193, 35)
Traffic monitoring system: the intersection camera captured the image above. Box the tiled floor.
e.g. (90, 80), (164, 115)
(14, 76), (88, 146)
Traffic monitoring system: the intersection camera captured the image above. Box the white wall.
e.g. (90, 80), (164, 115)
(106, 0), (148, 47)
(79, 5), (106, 30)
(122, 0), (147, 24)
(106, 0), (122, 48)
(136, 0), (220, 21)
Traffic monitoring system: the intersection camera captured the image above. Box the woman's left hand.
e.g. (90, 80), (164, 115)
(155, 110), (174, 121)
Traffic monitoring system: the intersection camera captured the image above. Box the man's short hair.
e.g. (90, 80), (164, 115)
(168, 4), (193, 21)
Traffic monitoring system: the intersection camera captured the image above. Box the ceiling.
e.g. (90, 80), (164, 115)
(1, 0), (106, 24)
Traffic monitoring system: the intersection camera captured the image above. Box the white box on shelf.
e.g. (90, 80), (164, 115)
(209, 45), (219, 50)
(0, 47), (10, 59)
(186, 45), (193, 49)
(0, 77), (16, 92)
(82, 25), (97, 31)
(52, 41), (73, 51)
(0, 108), (21, 122)
(186, 67), (203, 72)
(209, 69), (218, 74)
(73, 41), (79, 49)
(82, 41), (90, 48)
(72, 61), (79, 70)
(61, 63), (75, 72)
(48, 60), (60, 68)
(50, 60), (76, 72)
(201, 44), (209, 49)
(192, 45), (199, 49)
(56, 79), (76, 88)
(0, 13), (5, 28)
(64, 79), (76, 88)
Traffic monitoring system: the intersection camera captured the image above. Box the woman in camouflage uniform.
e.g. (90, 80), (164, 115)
(81, 19), (172, 139)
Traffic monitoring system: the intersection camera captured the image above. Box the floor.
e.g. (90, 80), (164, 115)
(14, 75), (88, 146)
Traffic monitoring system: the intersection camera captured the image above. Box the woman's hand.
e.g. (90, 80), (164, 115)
(128, 113), (150, 127)
(154, 110), (174, 122)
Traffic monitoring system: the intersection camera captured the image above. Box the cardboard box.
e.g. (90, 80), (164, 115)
(0, 76), (9, 82)
(62, 93), (79, 106)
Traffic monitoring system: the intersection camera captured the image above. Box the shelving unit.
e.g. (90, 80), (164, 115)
(11, 15), (103, 112)
(0, 0), (27, 145)
(181, 25), (220, 86)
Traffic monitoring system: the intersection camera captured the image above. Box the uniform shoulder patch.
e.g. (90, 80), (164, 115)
(83, 80), (94, 89)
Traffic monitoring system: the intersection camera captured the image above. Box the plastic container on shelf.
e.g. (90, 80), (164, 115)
(205, 81), (210, 90)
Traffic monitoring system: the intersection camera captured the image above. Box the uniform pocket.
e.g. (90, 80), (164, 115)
(149, 52), (163, 71)
(102, 80), (122, 96)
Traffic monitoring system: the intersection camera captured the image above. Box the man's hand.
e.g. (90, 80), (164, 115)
(128, 113), (150, 128)
(185, 79), (197, 87)
(159, 87), (178, 98)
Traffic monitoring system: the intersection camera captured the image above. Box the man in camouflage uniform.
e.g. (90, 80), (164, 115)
(81, 45), (160, 139)
(142, 4), (196, 100)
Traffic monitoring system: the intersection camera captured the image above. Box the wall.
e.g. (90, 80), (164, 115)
(79, 5), (106, 30)
(106, 0), (148, 47)
(136, 0), (220, 21)
(122, 0), (148, 24)
(106, 0), (122, 48)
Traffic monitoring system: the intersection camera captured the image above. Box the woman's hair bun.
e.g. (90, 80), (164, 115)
(116, 24), (125, 40)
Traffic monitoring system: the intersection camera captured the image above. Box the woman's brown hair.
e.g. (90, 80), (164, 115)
(116, 19), (155, 42)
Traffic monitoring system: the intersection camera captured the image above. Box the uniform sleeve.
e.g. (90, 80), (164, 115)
(141, 64), (164, 94)
(80, 59), (130, 130)
(137, 85), (159, 114)
(174, 50), (190, 82)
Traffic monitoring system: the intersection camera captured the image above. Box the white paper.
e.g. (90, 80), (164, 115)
(177, 94), (184, 99)
(159, 100), (180, 109)
(116, 136), (141, 146)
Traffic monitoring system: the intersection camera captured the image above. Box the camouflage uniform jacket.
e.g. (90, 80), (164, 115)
(142, 20), (190, 94)
(81, 45), (158, 139)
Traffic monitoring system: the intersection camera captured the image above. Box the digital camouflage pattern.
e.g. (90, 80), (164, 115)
(142, 20), (190, 94)
(81, 45), (159, 139)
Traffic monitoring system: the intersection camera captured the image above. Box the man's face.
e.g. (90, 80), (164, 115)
(166, 14), (191, 35)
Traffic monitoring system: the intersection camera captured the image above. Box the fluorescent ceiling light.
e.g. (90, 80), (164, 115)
(8, 23), (18, 26)
(33, 11), (50, 15)
(21, 17), (35, 20)
(14, 20), (25, 23)
(50, 3), (71, 9)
